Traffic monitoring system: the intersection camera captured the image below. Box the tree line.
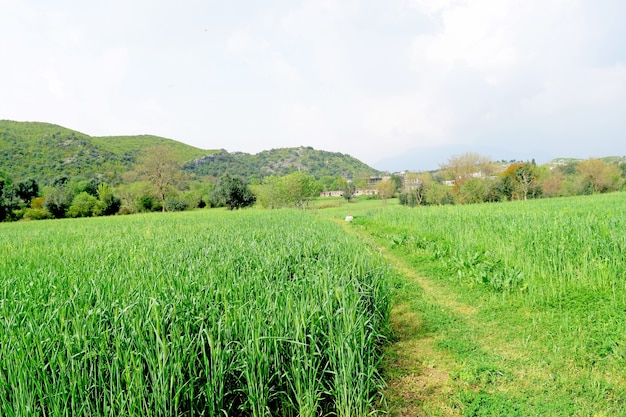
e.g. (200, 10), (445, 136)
(398, 153), (626, 207)
(0, 145), (345, 222)
(2, 148), (625, 222)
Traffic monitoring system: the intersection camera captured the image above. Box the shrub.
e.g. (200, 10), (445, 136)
(67, 192), (98, 218)
(165, 196), (189, 212)
(23, 208), (53, 221)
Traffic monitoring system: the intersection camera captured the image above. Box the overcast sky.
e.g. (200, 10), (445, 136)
(1, 0), (625, 171)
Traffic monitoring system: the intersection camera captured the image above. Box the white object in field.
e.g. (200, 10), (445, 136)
(345, 215), (354, 222)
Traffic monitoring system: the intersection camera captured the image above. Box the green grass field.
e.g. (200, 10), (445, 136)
(322, 193), (626, 416)
(2, 193), (626, 416)
(0, 209), (390, 416)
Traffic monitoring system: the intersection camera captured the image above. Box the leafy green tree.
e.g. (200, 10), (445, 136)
(94, 183), (121, 216)
(456, 178), (488, 204)
(164, 196), (190, 212)
(253, 176), (283, 209)
(501, 162), (542, 200)
(390, 174), (403, 193)
(212, 174), (256, 210)
(43, 185), (72, 218)
(375, 179), (395, 203)
(282, 172), (321, 208)
(319, 176), (339, 191)
(0, 172), (18, 221)
(489, 174), (515, 201)
(16, 178), (39, 205)
(342, 181), (356, 201)
(68, 192), (99, 217)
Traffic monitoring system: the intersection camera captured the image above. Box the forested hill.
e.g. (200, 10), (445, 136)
(183, 147), (379, 180)
(0, 120), (212, 183)
(0, 120), (379, 184)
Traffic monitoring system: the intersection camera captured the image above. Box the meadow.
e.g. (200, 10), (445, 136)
(326, 193), (626, 415)
(0, 209), (391, 416)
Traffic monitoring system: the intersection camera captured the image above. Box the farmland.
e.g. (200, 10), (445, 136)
(325, 193), (626, 415)
(0, 210), (390, 416)
(2, 192), (626, 416)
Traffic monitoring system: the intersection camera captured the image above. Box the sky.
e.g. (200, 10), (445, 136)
(1, 0), (625, 171)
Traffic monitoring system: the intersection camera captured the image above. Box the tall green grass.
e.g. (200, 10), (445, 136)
(362, 193), (626, 301)
(0, 209), (390, 416)
(351, 193), (626, 413)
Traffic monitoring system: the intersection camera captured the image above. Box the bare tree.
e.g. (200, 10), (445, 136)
(440, 152), (494, 181)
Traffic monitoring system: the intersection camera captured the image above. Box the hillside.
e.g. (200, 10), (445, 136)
(0, 120), (379, 184)
(183, 146), (379, 179)
(0, 120), (213, 184)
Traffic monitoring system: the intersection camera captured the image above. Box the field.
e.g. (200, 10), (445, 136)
(0, 210), (390, 416)
(2, 193), (626, 416)
(320, 193), (626, 416)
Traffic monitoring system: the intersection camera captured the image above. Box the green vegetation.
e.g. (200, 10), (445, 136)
(0, 209), (390, 416)
(399, 153), (625, 207)
(91, 135), (211, 165)
(0, 120), (214, 185)
(0, 120), (377, 186)
(183, 147), (379, 180)
(211, 173), (257, 209)
(253, 172), (322, 209)
(325, 193), (626, 415)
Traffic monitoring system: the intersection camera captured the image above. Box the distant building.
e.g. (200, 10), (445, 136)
(319, 190), (344, 197)
(354, 189), (378, 196)
(319, 189), (379, 197)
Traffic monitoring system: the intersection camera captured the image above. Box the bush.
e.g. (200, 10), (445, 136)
(137, 195), (161, 212)
(23, 208), (53, 221)
(165, 196), (189, 212)
(68, 192), (98, 218)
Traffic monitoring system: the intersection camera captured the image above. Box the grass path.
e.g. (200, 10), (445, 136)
(329, 214), (626, 416)
(329, 218), (469, 415)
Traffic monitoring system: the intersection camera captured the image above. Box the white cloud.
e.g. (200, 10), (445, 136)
(1, 0), (625, 169)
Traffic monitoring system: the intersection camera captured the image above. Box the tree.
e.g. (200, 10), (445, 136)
(16, 178), (39, 205)
(137, 145), (181, 212)
(342, 181), (356, 201)
(576, 158), (623, 194)
(253, 176), (283, 209)
(68, 192), (99, 218)
(390, 174), (404, 194)
(440, 152), (493, 181)
(456, 178), (488, 204)
(375, 179), (395, 203)
(253, 173), (321, 209)
(94, 183), (121, 216)
(501, 162), (542, 200)
(0, 172), (18, 221)
(319, 175), (339, 191)
(43, 185), (72, 219)
(212, 174), (256, 210)
(282, 172), (321, 208)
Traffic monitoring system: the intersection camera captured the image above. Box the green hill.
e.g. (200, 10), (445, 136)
(0, 120), (379, 184)
(0, 120), (213, 184)
(184, 146), (379, 180)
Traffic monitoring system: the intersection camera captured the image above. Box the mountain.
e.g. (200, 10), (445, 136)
(0, 120), (379, 184)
